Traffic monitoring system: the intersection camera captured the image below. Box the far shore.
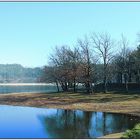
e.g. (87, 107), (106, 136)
(0, 83), (55, 86)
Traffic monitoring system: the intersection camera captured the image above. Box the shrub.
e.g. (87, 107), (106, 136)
(121, 123), (140, 139)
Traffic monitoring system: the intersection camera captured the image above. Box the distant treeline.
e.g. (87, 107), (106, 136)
(41, 33), (140, 94)
(0, 64), (43, 83)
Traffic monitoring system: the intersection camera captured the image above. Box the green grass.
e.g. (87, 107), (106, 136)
(121, 123), (140, 139)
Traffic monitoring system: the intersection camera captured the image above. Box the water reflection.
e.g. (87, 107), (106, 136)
(39, 110), (91, 138)
(0, 105), (139, 138)
(39, 110), (140, 138)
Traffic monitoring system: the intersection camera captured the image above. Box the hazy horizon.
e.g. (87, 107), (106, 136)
(0, 2), (140, 67)
(0, 63), (44, 68)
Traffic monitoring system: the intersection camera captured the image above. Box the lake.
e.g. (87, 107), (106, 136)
(0, 83), (59, 93)
(0, 105), (139, 138)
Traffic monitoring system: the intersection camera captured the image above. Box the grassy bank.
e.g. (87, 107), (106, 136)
(99, 132), (124, 138)
(0, 91), (140, 117)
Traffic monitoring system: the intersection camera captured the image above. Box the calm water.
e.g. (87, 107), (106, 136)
(0, 105), (139, 138)
(0, 84), (59, 93)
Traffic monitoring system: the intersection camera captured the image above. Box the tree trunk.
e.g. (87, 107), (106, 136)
(121, 73), (123, 83)
(124, 73), (128, 92)
(56, 80), (60, 92)
(128, 73), (132, 82)
(125, 81), (128, 92)
(104, 65), (107, 93)
(60, 82), (65, 91)
(136, 70), (140, 83)
(73, 78), (76, 93)
(104, 76), (107, 93)
(65, 82), (68, 91)
(86, 82), (91, 94)
(90, 83), (94, 94)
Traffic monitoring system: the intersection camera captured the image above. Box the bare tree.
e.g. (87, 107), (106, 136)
(49, 46), (71, 92)
(66, 47), (81, 92)
(91, 32), (114, 93)
(78, 36), (95, 94)
(41, 66), (60, 92)
(49, 45), (81, 92)
(132, 46), (140, 83)
(118, 35), (132, 92)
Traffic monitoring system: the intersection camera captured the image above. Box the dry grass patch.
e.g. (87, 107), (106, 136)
(0, 92), (140, 116)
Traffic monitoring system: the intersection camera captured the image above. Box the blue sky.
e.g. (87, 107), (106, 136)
(0, 2), (140, 67)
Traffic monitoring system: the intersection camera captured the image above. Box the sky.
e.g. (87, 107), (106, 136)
(0, 2), (140, 67)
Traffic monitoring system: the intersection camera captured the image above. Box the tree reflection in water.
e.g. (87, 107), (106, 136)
(38, 109), (140, 138)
